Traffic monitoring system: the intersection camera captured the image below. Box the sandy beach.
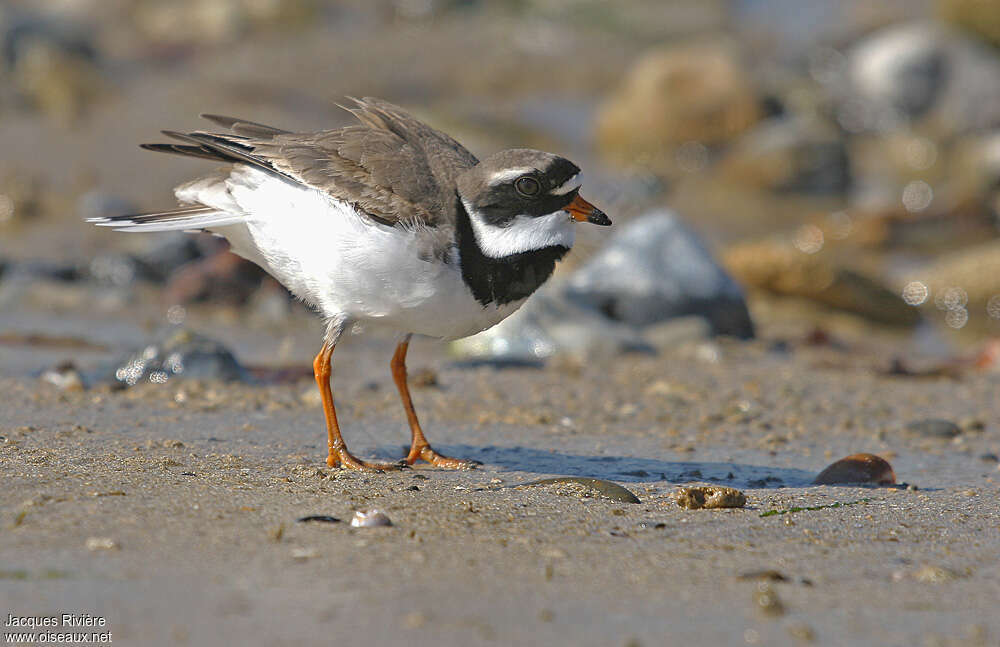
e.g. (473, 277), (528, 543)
(3, 2), (1000, 645)
(3, 315), (999, 645)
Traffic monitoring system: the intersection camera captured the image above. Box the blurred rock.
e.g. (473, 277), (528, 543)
(40, 361), (87, 391)
(951, 131), (1000, 226)
(132, 0), (318, 48)
(450, 284), (649, 362)
(643, 316), (712, 352)
(99, 327), (248, 388)
(1, 9), (105, 123)
(842, 22), (1000, 134)
(723, 239), (920, 326)
(904, 418), (961, 439)
(917, 240), (1000, 327)
(3, 260), (84, 283)
(565, 211), (755, 338)
(846, 23), (947, 126)
(718, 117), (851, 195)
(0, 169), (45, 226)
(87, 253), (139, 288)
(939, 0), (1000, 49)
(595, 40), (761, 173)
(132, 234), (206, 284)
(165, 248), (268, 305)
(1, 9), (95, 65)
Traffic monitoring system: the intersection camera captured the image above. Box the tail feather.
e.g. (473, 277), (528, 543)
(98, 113), (291, 234)
(87, 206), (245, 232)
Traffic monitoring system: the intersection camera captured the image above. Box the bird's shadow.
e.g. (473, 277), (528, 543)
(373, 443), (816, 488)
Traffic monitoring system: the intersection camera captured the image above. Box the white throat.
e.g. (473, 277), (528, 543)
(463, 199), (576, 259)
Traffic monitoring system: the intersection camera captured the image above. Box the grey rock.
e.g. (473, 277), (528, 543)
(847, 22), (947, 124)
(564, 211), (754, 338)
(98, 327), (248, 388)
(1, 9), (97, 69)
(451, 284), (650, 362)
(843, 22), (1000, 133)
(131, 234), (205, 284)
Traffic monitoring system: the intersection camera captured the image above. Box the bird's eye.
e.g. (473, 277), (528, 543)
(514, 176), (541, 197)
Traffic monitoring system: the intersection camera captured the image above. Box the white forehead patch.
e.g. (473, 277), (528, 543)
(463, 199), (576, 259)
(550, 172), (582, 196)
(488, 167), (537, 186)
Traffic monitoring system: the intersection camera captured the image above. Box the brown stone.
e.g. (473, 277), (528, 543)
(813, 453), (896, 485)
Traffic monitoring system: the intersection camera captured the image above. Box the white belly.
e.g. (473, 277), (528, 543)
(209, 168), (525, 340)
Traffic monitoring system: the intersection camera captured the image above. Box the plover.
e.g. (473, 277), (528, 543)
(91, 97), (611, 470)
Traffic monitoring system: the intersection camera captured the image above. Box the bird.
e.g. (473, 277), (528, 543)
(89, 97), (611, 471)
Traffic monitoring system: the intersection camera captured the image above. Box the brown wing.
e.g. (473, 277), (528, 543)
(147, 98), (479, 229)
(339, 97), (479, 183)
(257, 126), (448, 227)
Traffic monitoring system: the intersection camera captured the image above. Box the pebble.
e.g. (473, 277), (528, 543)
(912, 564), (963, 583)
(904, 418), (961, 439)
(675, 486), (746, 509)
(813, 453), (896, 485)
(297, 515), (340, 524)
(85, 537), (118, 551)
(350, 509), (392, 528)
(39, 361), (86, 391)
(518, 477), (641, 504)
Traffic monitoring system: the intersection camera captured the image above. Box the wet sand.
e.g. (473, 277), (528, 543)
(2, 316), (999, 646)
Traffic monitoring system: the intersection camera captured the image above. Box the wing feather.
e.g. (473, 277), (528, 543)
(136, 98), (480, 230)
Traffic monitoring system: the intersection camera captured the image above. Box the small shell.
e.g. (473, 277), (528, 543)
(813, 453), (896, 485)
(350, 509), (392, 528)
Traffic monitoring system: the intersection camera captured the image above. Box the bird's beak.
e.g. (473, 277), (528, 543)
(565, 194), (611, 226)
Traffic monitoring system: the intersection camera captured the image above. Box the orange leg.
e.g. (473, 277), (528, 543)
(391, 336), (478, 469)
(313, 343), (400, 471)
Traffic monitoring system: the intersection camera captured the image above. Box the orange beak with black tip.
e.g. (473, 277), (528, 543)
(565, 194), (611, 226)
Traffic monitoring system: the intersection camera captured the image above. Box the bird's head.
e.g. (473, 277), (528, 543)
(456, 149), (610, 259)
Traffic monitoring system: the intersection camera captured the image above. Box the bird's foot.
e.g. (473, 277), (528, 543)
(405, 444), (480, 470)
(327, 449), (406, 472)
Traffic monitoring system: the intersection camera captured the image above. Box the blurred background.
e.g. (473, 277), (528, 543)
(2, 0), (1000, 383)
